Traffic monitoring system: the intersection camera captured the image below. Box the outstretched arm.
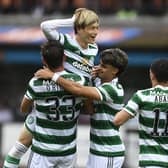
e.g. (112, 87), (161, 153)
(35, 68), (101, 100)
(113, 109), (133, 126)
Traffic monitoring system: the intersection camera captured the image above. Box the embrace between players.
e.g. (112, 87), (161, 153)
(3, 8), (168, 168)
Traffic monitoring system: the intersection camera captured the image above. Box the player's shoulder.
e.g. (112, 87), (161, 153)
(60, 71), (85, 84)
(99, 80), (124, 95)
(135, 87), (156, 101)
(63, 33), (72, 39)
(28, 76), (44, 87)
(88, 43), (98, 50)
(63, 33), (74, 43)
(138, 85), (168, 96)
(88, 43), (98, 55)
(63, 34), (81, 49)
(102, 80), (123, 90)
(137, 87), (153, 95)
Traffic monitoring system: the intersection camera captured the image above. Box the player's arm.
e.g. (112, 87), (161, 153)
(20, 96), (33, 113)
(40, 8), (85, 41)
(114, 92), (141, 126)
(113, 109), (133, 126)
(40, 16), (75, 41)
(57, 76), (101, 100)
(35, 69), (101, 100)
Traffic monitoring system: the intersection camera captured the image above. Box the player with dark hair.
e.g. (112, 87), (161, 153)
(35, 48), (128, 168)
(113, 58), (168, 168)
(4, 40), (86, 168)
(3, 8), (99, 168)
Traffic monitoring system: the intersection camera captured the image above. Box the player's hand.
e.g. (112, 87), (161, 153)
(91, 65), (102, 79)
(34, 67), (54, 79)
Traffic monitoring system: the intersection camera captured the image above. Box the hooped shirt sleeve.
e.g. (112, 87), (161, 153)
(24, 77), (37, 101)
(95, 83), (120, 102)
(124, 91), (142, 117)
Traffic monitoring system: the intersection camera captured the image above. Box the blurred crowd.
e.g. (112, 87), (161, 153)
(0, 0), (167, 16)
(0, 0), (168, 122)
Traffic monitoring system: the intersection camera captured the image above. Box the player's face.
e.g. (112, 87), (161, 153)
(78, 22), (99, 44)
(97, 60), (118, 82)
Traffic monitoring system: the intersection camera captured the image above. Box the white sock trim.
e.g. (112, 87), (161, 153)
(8, 141), (28, 158)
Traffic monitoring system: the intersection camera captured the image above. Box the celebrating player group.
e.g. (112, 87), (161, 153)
(3, 7), (168, 168)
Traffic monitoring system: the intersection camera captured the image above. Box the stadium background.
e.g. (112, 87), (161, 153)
(0, 0), (168, 167)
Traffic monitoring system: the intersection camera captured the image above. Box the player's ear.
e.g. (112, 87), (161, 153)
(150, 70), (154, 81)
(112, 67), (119, 77)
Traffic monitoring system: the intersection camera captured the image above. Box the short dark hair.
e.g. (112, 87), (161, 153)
(41, 40), (64, 70)
(99, 48), (128, 76)
(150, 58), (168, 82)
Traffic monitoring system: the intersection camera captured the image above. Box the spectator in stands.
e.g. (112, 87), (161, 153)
(0, 0), (23, 14)
(32, 0), (55, 17)
(98, 0), (119, 14)
(0, 0), (167, 16)
(140, 0), (167, 16)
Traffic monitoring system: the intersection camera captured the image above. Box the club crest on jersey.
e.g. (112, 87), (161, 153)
(27, 115), (35, 125)
(82, 58), (89, 65)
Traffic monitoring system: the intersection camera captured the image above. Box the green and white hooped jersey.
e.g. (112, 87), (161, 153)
(90, 80), (125, 157)
(59, 33), (97, 85)
(66, 35), (97, 77)
(25, 71), (85, 156)
(41, 21), (98, 84)
(124, 85), (168, 167)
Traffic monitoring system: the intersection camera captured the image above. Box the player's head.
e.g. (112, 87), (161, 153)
(150, 58), (168, 83)
(41, 40), (64, 70)
(74, 8), (99, 44)
(98, 48), (128, 81)
(74, 8), (99, 33)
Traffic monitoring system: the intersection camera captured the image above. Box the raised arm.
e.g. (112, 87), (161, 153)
(40, 16), (75, 41)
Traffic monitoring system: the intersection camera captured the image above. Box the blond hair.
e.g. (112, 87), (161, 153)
(74, 8), (99, 34)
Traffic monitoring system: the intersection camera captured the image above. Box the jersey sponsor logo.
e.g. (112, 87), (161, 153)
(72, 61), (92, 73)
